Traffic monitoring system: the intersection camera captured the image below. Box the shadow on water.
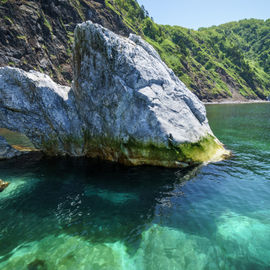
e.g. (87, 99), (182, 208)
(0, 157), (202, 258)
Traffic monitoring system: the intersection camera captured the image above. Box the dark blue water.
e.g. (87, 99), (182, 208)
(0, 103), (270, 269)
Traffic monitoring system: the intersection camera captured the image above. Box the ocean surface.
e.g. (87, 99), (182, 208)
(0, 103), (270, 270)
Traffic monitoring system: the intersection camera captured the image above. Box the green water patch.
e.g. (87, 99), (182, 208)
(1, 220), (270, 270)
(1, 103), (270, 269)
(2, 220), (269, 270)
(0, 225), (220, 270)
(206, 103), (270, 151)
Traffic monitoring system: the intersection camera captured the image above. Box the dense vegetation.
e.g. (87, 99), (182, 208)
(105, 0), (270, 100)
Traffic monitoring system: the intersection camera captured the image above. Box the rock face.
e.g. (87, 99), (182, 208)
(0, 67), (81, 156)
(0, 21), (229, 167)
(0, 136), (22, 160)
(0, 0), (131, 85)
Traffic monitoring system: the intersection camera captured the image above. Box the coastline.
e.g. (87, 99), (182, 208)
(204, 100), (270, 105)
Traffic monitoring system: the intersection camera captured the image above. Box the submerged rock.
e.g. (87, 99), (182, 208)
(0, 234), (135, 270)
(0, 21), (229, 167)
(216, 211), (270, 266)
(0, 179), (9, 192)
(135, 224), (210, 270)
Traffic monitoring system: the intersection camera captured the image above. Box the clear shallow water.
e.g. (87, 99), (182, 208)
(0, 103), (270, 270)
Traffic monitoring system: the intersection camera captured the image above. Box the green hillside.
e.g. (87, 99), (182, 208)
(105, 0), (270, 101)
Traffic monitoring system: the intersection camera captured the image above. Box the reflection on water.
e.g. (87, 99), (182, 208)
(0, 103), (270, 269)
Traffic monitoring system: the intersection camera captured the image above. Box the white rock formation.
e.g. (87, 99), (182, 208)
(72, 21), (229, 166)
(0, 67), (81, 156)
(0, 21), (229, 167)
(74, 22), (210, 145)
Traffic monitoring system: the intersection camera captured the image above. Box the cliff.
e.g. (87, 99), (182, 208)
(0, 0), (131, 85)
(1, 0), (269, 101)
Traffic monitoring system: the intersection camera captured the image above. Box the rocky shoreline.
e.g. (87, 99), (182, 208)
(204, 100), (270, 105)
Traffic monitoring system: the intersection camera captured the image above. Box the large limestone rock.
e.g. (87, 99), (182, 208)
(72, 21), (229, 166)
(0, 21), (229, 167)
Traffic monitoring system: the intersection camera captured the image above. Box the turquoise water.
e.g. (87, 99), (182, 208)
(0, 103), (270, 270)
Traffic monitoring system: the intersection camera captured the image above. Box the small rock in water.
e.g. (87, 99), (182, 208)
(0, 179), (9, 192)
(27, 259), (47, 270)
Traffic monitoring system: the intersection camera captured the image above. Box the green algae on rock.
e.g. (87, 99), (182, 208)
(80, 134), (228, 167)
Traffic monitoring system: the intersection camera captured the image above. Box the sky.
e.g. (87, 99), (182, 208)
(136, 0), (270, 29)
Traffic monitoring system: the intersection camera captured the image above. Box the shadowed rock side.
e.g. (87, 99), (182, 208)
(0, 21), (229, 167)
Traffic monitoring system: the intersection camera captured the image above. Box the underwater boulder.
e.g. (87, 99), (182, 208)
(0, 234), (135, 270)
(216, 211), (270, 266)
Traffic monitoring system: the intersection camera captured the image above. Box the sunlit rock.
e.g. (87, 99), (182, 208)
(72, 21), (229, 167)
(0, 67), (81, 156)
(0, 21), (230, 167)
